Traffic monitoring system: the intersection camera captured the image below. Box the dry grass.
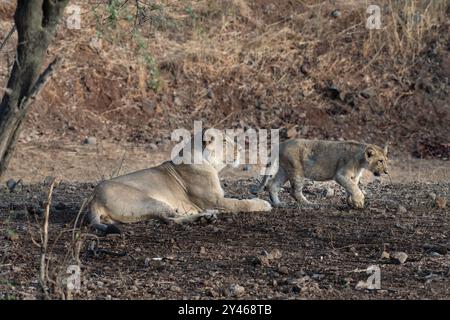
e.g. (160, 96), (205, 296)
(0, 0), (448, 156)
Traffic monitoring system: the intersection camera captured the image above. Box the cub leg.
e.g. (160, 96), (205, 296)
(250, 174), (271, 195)
(335, 172), (365, 209)
(289, 176), (317, 207)
(267, 167), (288, 207)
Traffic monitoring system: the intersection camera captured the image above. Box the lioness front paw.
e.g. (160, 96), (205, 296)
(347, 194), (365, 209)
(252, 199), (272, 211)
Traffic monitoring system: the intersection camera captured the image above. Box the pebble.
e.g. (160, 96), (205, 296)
(84, 136), (97, 145)
(229, 284), (245, 297)
(6, 179), (17, 192)
(300, 62), (310, 75)
(397, 205), (407, 214)
(252, 255), (270, 267)
(360, 88), (375, 98)
(390, 251), (408, 264)
(268, 249), (283, 260)
(170, 285), (183, 293)
(331, 9), (341, 18)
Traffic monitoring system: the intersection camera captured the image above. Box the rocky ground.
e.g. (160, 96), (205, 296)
(0, 176), (448, 300)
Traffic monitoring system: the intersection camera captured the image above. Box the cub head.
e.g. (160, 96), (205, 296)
(364, 144), (389, 177)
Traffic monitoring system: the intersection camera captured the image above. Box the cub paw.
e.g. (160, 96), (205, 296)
(347, 194), (365, 209)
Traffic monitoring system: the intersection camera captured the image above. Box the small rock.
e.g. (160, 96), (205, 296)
(268, 249), (283, 260)
(84, 136), (97, 145)
(148, 143), (158, 151)
(323, 187), (335, 198)
(199, 246), (207, 255)
(6, 179), (19, 192)
(207, 88), (214, 99)
(300, 62), (310, 75)
(252, 255), (270, 267)
(144, 257), (151, 267)
(97, 281), (104, 288)
(174, 96), (183, 107)
(428, 192), (436, 201)
(325, 83), (341, 100)
(278, 266), (289, 275)
(390, 251), (408, 264)
(380, 251), (390, 259)
(331, 9), (341, 18)
(429, 252), (442, 257)
(229, 284), (245, 297)
(360, 88), (375, 99)
(397, 205), (407, 214)
(435, 197), (447, 209)
(170, 285), (182, 293)
(206, 287), (219, 297)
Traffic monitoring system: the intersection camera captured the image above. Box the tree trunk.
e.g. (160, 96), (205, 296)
(0, 0), (69, 178)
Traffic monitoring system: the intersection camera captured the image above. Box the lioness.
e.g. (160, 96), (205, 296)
(251, 139), (389, 209)
(88, 130), (271, 234)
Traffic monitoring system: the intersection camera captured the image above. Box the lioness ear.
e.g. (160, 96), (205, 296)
(365, 147), (375, 159)
(202, 134), (215, 148)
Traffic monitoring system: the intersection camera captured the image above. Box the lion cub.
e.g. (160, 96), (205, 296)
(251, 139), (389, 209)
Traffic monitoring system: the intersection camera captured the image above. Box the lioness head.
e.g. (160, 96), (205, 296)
(364, 145), (389, 177)
(203, 129), (242, 170)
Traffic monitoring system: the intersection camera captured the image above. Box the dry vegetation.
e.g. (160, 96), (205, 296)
(0, 0), (449, 157)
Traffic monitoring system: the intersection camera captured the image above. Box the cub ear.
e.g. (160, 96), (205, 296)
(365, 147), (376, 159)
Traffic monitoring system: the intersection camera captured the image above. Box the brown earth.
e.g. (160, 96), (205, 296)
(0, 0), (449, 300)
(0, 177), (448, 300)
(0, 1), (449, 159)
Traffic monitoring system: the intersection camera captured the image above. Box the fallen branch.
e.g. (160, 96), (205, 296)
(39, 177), (58, 299)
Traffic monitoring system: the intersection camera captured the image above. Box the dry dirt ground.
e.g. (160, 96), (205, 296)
(0, 144), (448, 300)
(0, 0), (449, 300)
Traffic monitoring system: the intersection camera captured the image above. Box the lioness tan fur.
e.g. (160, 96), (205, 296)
(88, 131), (271, 234)
(251, 139), (389, 209)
